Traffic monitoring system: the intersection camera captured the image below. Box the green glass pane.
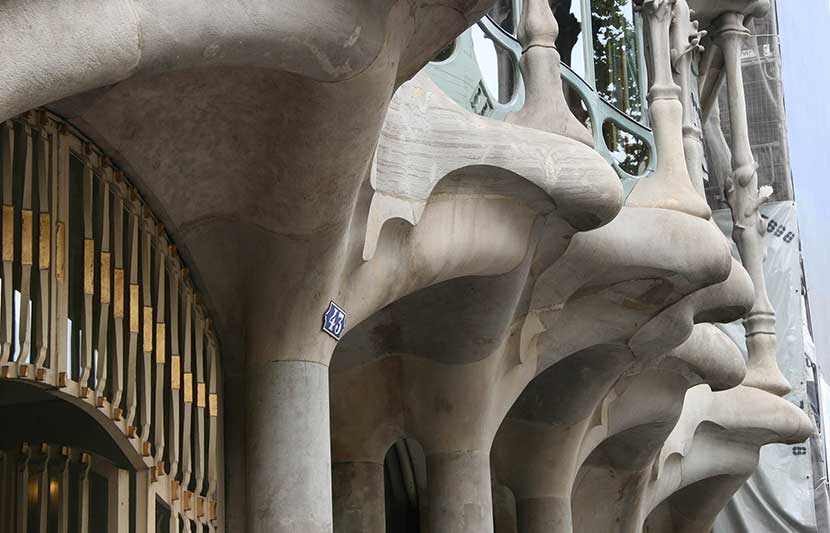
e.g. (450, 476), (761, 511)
(591, 0), (643, 122)
(602, 120), (650, 175)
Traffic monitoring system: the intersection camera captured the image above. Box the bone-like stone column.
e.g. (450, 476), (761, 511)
(247, 359), (332, 533)
(627, 0), (712, 219)
(507, 0), (593, 145)
(712, 11), (791, 396)
(426, 450), (494, 533)
(671, 0), (708, 195)
(517, 497), (571, 533)
(332, 461), (385, 533)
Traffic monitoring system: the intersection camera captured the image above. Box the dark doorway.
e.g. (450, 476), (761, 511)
(384, 440), (422, 533)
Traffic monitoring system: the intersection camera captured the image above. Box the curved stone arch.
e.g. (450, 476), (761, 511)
(491, 480), (520, 533)
(329, 355), (431, 532)
(568, 350), (812, 532)
(383, 438), (428, 532)
(651, 421), (755, 501)
(488, 231), (747, 485)
(574, 323), (748, 470)
(490, 343), (636, 523)
(642, 473), (750, 533)
(491, 251), (753, 533)
(575, 371), (697, 471)
(571, 421), (746, 533)
(0, 379), (144, 470)
(616, 386), (815, 533)
(619, 422), (761, 533)
(573, 320), (792, 530)
(0, 0), (501, 124)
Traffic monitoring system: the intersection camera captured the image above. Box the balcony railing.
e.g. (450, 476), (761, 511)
(477, 13), (657, 190)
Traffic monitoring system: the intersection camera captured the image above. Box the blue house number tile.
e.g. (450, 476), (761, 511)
(322, 301), (347, 340)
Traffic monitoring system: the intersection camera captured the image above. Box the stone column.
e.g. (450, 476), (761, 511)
(670, 0), (707, 196)
(712, 12), (790, 396)
(426, 450), (494, 533)
(246, 359), (332, 533)
(517, 497), (572, 533)
(507, 0), (594, 145)
(626, 0), (711, 219)
(332, 461), (385, 533)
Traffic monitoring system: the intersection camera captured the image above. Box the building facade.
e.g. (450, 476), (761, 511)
(0, 0), (821, 532)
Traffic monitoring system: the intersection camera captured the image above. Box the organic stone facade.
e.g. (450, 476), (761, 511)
(0, 0), (812, 532)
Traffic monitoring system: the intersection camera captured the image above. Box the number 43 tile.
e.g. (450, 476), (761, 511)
(322, 301), (347, 340)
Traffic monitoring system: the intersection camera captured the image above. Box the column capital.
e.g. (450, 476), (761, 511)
(635, 0), (677, 22)
(518, 0), (560, 53)
(710, 11), (752, 41)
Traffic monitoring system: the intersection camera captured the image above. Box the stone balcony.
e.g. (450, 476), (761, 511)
(0, 0), (812, 532)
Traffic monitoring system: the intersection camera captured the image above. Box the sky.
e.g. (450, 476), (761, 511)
(777, 1), (830, 371)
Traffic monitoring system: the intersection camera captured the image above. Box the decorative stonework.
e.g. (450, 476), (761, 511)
(0, 1), (812, 531)
(626, 0), (713, 218)
(506, 0), (594, 145)
(712, 10), (791, 396)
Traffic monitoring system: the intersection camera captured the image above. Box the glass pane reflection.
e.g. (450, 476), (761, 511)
(553, 0), (587, 80)
(591, 0), (644, 122)
(602, 120), (650, 175)
(471, 25), (501, 102)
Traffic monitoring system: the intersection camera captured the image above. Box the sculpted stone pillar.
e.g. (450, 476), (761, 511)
(671, 0), (708, 195)
(517, 497), (571, 532)
(247, 357), (334, 533)
(627, 0), (712, 219)
(507, 0), (593, 145)
(426, 450), (494, 533)
(332, 461), (385, 533)
(711, 11), (791, 396)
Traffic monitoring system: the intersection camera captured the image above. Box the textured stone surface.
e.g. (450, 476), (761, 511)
(0, 1), (813, 531)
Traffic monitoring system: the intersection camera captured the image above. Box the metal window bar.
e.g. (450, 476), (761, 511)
(0, 110), (225, 531)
